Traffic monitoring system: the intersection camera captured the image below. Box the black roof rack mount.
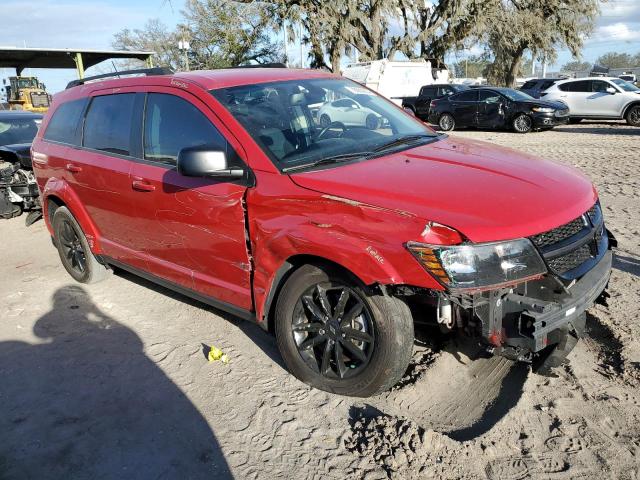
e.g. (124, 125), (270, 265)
(66, 67), (174, 89)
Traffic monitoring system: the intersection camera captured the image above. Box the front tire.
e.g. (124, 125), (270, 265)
(319, 114), (331, 129)
(365, 114), (380, 130)
(438, 113), (455, 131)
(625, 105), (640, 127)
(512, 113), (533, 133)
(275, 264), (414, 397)
(52, 206), (110, 284)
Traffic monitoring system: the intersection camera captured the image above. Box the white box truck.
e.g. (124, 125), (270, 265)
(342, 59), (449, 106)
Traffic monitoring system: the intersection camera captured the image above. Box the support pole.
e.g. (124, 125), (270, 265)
(75, 52), (85, 79)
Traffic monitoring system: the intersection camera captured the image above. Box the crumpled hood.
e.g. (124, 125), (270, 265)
(0, 143), (33, 169)
(289, 136), (597, 243)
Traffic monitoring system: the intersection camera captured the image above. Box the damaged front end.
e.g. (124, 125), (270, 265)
(404, 202), (614, 372)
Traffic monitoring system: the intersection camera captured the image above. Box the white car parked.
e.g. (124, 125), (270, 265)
(317, 98), (383, 129)
(542, 77), (640, 126)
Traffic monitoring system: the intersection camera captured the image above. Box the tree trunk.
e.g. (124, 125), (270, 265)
(506, 47), (526, 88)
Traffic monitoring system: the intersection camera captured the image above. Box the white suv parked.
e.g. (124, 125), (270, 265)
(542, 77), (640, 126)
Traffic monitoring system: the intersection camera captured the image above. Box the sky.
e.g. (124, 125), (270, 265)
(1, 0), (640, 94)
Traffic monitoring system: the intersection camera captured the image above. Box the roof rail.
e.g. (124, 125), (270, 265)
(66, 67), (173, 89)
(234, 63), (287, 69)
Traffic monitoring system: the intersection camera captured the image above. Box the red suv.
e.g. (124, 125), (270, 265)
(32, 67), (613, 396)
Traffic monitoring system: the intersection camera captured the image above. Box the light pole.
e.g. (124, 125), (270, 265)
(178, 39), (190, 71)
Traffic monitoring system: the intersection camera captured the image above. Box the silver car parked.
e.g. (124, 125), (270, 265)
(542, 77), (640, 126)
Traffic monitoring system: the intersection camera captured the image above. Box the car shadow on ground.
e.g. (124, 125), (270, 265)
(552, 124), (640, 135)
(613, 253), (640, 278)
(0, 285), (232, 480)
(113, 268), (287, 369)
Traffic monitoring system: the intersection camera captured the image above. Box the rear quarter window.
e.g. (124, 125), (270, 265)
(558, 81), (590, 92)
(83, 94), (137, 156)
(43, 98), (87, 145)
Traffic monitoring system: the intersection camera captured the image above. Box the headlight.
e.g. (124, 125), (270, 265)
(407, 239), (547, 291)
(532, 106), (554, 113)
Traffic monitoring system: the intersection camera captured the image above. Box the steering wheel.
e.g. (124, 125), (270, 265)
(317, 121), (346, 140)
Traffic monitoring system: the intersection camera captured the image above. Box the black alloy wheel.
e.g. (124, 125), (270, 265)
(58, 218), (87, 275)
(292, 283), (375, 379)
(626, 105), (640, 127)
(52, 206), (111, 284)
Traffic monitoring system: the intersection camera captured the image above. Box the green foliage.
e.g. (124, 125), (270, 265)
(595, 52), (635, 69)
(562, 60), (592, 72)
(483, 0), (599, 87)
(113, 0), (282, 71)
(452, 55), (489, 78)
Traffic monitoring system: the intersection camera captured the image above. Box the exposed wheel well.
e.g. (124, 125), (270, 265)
(262, 255), (368, 335)
(46, 195), (65, 226)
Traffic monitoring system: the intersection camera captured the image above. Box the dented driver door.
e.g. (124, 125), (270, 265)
(128, 87), (253, 311)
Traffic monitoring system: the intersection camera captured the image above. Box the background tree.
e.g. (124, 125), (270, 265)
(113, 0), (282, 70)
(595, 52), (634, 69)
(113, 19), (183, 70)
(561, 59), (592, 72)
(451, 54), (489, 78)
(483, 0), (599, 87)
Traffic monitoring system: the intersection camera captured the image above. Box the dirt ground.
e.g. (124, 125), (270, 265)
(1, 121), (639, 479)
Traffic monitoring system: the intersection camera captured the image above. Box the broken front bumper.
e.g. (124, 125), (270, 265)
(475, 249), (612, 361)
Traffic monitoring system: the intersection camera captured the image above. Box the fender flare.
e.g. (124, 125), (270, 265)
(42, 177), (103, 253)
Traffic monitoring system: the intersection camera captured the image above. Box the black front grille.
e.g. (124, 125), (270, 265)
(529, 202), (605, 278)
(547, 244), (592, 273)
(530, 216), (586, 249)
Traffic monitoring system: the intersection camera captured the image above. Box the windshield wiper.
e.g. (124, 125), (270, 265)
(282, 151), (372, 173)
(372, 134), (434, 153)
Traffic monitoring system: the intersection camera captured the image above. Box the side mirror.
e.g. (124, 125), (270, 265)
(177, 146), (244, 178)
(606, 86), (617, 94)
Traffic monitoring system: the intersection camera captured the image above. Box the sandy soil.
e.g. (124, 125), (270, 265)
(1, 121), (639, 479)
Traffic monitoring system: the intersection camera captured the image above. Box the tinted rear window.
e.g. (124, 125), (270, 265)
(453, 90), (478, 101)
(559, 81), (590, 92)
(420, 87), (436, 97)
(43, 99), (86, 145)
(521, 80), (537, 89)
(83, 94), (137, 156)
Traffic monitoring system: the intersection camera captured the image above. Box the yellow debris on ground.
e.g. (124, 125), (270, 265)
(207, 345), (229, 364)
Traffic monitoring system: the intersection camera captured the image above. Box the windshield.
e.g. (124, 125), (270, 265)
(211, 78), (437, 170)
(499, 88), (534, 101)
(611, 78), (639, 92)
(0, 118), (41, 146)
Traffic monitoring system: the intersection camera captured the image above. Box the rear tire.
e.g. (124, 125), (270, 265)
(52, 206), (110, 284)
(275, 264), (414, 397)
(625, 105), (640, 127)
(438, 113), (455, 131)
(403, 107), (416, 116)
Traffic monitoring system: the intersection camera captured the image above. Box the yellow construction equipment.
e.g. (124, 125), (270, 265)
(3, 76), (52, 113)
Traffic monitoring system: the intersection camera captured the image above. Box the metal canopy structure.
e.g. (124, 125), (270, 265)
(0, 47), (155, 78)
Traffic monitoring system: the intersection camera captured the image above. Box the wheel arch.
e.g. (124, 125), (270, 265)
(260, 254), (381, 335)
(42, 178), (102, 253)
(622, 101), (640, 118)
